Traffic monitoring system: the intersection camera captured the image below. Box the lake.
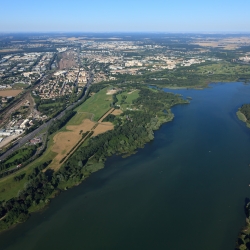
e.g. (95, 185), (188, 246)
(1, 82), (250, 250)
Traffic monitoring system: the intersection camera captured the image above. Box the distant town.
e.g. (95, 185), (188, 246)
(0, 33), (250, 153)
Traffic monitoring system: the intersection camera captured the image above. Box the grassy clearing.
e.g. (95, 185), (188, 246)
(0, 172), (27, 201)
(75, 87), (112, 121)
(67, 112), (93, 125)
(116, 89), (139, 110)
(5, 148), (32, 165)
(237, 111), (250, 128)
(13, 83), (29, 89)
(39, 102), (64, 108)
(237, 111), (247, 122)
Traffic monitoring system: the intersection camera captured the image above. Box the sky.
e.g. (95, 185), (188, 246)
(0, 0), (250, 33)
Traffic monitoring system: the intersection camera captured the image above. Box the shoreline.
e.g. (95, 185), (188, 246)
(0, 86), (188, 233)
(0, 113), (175, 232)
(236, 110), (250, 249)
(236, 110), (250, 128)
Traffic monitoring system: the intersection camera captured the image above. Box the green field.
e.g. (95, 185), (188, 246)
(67, 112), (93, 125)
(75, 87), (112, 121)
(39, 102), (63, 108)
(116, 89), (140, 110)
(13, 83), (29, 89)
(5, 148), (31, 165)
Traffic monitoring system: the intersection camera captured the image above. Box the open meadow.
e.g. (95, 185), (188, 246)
(116, 89), (139, 110)
(75, 87), (113, 121)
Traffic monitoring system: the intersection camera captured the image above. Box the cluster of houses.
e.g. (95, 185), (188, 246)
(33, 67), (87, 99)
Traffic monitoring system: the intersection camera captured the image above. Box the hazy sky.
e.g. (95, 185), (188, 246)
(1, 0), (250, 33)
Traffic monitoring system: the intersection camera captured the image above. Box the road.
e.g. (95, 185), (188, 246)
(0, 71), (94, 162)
(0, 74), (48, 127)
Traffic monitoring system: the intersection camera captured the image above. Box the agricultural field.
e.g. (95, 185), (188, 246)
(49, 112), (114, 170)
(0, 90), (22, 97)
(75, 87), (113, 121)
(116, 89), (140, 110)
(49, 118), (95, 170)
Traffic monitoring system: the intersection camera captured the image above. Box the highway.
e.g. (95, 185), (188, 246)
(0, 71), (93, 162)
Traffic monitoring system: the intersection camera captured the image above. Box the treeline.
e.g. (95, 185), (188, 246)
(89, 84), (106, 93)
(103, 114), (116, 123)
(132, 87), (187, 114)
(0, 171), (57, 231)
(0, 145), (38, 172)
(106, 61), (250, 88)
(235, 201), (250, 250)
(48, 110), (76, 135)
(240, 104), (250, 120)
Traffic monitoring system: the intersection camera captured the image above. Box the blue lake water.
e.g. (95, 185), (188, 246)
(1, 82), (250, 250)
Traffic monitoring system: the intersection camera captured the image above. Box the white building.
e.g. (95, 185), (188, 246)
(20, 119), (29, 129)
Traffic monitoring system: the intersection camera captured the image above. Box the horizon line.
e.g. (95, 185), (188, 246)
(1, 31), (250, 35)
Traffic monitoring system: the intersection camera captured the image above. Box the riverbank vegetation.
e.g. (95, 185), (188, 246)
(235, 202), (250, 250)
(236, 104), (250, 249)
(237, 104), (250, 128)
(0, 83), (188, 232)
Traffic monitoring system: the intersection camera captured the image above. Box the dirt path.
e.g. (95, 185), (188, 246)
(127, 89), (137, 94)
(98, 108), (115, 122)
(49, 108), (115, 171)
(0, 214), (7, 221)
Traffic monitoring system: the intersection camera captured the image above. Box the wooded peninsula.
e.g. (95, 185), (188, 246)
(0, 83), (188, 232)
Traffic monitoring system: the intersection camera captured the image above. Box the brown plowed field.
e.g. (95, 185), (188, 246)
(0, 90), (22, 97)
(92, 122), (114, 136)
(49, 114), (114, 171)
(49, 119), (96, 170)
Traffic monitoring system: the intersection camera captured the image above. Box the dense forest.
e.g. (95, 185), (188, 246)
(0, 86), (188, 232)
